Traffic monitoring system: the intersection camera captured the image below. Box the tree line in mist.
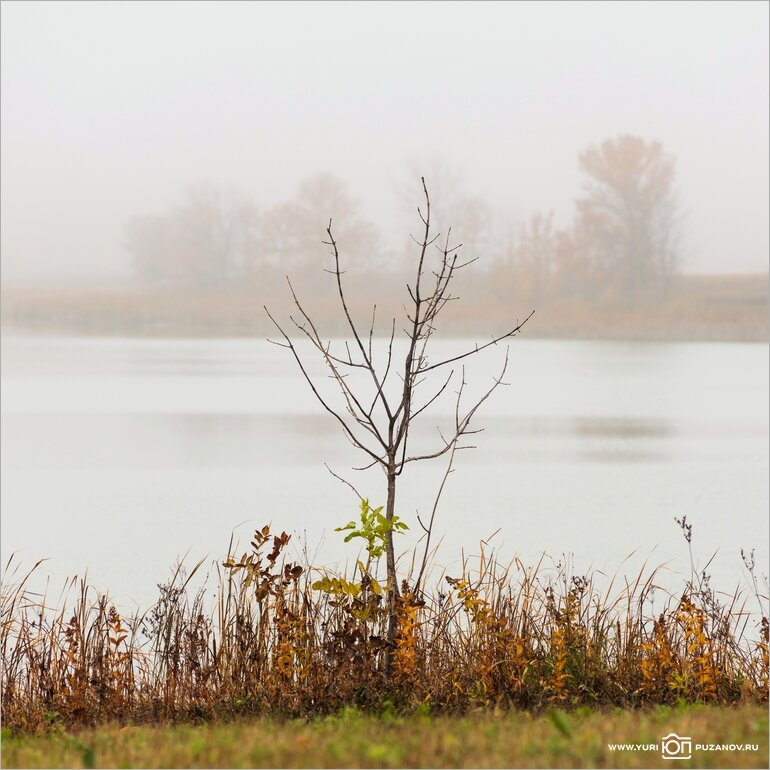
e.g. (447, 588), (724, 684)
(126, 135), (681, 305)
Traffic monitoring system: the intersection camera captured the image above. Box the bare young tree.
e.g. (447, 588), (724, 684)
(265, 178), (533, 668)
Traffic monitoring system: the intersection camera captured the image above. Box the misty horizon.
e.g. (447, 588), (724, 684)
(1, 1), (768, 287)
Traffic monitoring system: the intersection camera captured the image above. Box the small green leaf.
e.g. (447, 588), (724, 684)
(548, 709), (572, 738)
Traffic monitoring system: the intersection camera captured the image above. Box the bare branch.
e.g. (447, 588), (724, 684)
(285, 277), (367, 369)
(285, 312), (388, 448)
(420, 310), (534, 373)
(325, 463), (364, 501)
(392, 177), (432, 432)
(368, 317), (396, 417)
(264, 305), (384, 465)
(410, 370), (455, 422)
(402, 350), (510, 466)
(352, 456), (384, 472)
(414, 439), (458, 595)
(368, 304), (377, 362)
(326, 223), (394, 421)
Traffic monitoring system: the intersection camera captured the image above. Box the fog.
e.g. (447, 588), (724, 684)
(1, 0), (768, 286)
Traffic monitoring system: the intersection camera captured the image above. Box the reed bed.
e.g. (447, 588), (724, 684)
(3, 273), (767, 342)
(1, 518), (767, 732)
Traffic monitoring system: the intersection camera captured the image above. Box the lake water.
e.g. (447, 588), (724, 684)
(1, 334), (768, 611)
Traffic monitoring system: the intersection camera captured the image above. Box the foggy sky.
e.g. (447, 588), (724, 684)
(2, 0), (768, 285)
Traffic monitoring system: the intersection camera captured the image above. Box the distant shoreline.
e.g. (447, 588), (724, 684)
(2, 273), (767, 343)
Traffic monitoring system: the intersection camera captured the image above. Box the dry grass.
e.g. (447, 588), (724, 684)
(2, 273), (767, 341)
(1, 516), (767, 734)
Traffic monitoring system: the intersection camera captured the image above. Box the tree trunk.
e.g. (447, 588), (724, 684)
(384, 461), (398, 675)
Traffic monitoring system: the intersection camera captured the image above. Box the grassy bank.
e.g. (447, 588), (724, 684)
(2, 512), (767, 734)
(2, 273), (767, 341)
(2, 705), (767, 768)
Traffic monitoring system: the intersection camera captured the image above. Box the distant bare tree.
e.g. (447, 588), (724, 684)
(175, 183), (256, 287)
(261, 173), (379, 271)
(126, 183), (258, 288)
(575, 135), (681, 302)
(265, 179), (533, 671)
(125, 212), (177, 284)
(516, 211), (557, 303)
(397, 160), (496, 268)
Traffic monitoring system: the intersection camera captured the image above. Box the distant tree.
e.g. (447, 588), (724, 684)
(126, 183), (258, 288)
(260, 174), (379, 271)
(397, 160), (496, 269)
(516, 211), (557, 303)
(575, 135), (681, 302)
(450, 195), (496, 266)
(551, 226), (591, 301)
(397, 159), (465, 228)
(174, 183), (258, 287)
(125, 212), (177, 284)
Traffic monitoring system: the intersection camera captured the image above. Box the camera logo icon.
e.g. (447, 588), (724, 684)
(661, 733), (692, 760)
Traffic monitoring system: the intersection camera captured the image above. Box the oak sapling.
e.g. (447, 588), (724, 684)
(265, 178), (533, 671)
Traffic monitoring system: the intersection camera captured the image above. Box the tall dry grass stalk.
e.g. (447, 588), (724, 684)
(1, 522), (767, 732)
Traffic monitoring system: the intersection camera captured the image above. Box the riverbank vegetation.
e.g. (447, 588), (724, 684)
(2, 517), (767, 734)
(2, 273), (767, 341)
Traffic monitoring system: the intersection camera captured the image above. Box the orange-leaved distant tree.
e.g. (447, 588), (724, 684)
(574, 135), (681, 303)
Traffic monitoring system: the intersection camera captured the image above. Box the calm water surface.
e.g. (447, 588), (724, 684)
(2, 335), (768, 609)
